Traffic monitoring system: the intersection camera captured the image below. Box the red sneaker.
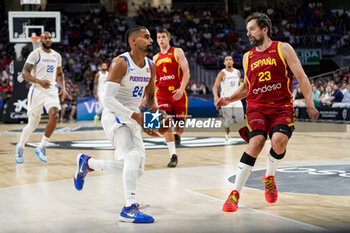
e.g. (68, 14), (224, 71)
(262, 173), (278, 203)
(222, 190), (240, 212)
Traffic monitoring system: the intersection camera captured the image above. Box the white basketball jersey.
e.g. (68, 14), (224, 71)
(220, 68), (240, 98)
(26, 47), (62, 92)
(97, 70), (108, 99)
(116, 52), (152, 113)
(220, 68), (242, 108)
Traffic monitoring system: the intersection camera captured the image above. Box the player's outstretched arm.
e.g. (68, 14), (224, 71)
(172, 48), (190, 101)
(216, 52), (248, 108)
(144, 61), (158, 110)
(103, 57), (142, 125)
(281, 42), (319, 121)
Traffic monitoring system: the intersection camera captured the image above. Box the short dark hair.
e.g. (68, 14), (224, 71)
(125, 25), (147, 50)
(246, 13), (272, 38)
(157, 28), (171, 38)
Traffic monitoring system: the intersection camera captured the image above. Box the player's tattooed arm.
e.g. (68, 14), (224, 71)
(22, 63), (51, 88)
(21, 63), (36, 83)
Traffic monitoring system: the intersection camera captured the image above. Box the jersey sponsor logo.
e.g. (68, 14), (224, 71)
(42, 59), (56, 63)
(252, 83), (282, 94)
(249, 119), (265, 125)
(159, 75), (175, 81)
(129, 76), (150, 82)
(251, 57), (277, 71)
(156, 57), (172, 66)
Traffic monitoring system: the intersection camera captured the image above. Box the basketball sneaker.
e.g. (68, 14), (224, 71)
(74, 153), (94, 191)
(223, 190), (240, 212)
(174, 134), (181, 146)
(94, 114), (99, 126)
(167, 154), (178, 167)
(119, 203), (154, 223)
(35, 146), (47, 162)
(225, 136), (233, 144)
(15, 144), (24, 164)
(262, 173), (278, 203)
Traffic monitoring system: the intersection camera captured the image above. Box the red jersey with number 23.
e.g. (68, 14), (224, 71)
(245, 41), (293, 105)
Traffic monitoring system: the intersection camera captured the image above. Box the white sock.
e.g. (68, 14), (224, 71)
(167, 141), (176, 156)
(233, 162), (254, 193)
(39, 136), (49, 148)
(225, 133), (230, 139)
(88, 158), (123, 175)
(265, 152), (282, 177)
(123, 151), (140, 207)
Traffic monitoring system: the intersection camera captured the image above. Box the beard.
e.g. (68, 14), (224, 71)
(42, 42), (51, 49)
(250, 35), (264, 47)
(145, 44), (153, 53)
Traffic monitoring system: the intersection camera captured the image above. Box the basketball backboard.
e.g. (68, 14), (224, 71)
(8, 11), (61, 43)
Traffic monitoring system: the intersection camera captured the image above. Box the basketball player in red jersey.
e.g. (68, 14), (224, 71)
(216, 13), (319, 212)
(153, 28), (190, 167)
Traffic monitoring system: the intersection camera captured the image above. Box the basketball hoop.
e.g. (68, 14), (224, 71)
(30, 36), (41, 50)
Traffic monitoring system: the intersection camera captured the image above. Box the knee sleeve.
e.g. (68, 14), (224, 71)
(114, 126), (137, 153)
(123, 151), (141, 192)
(137, 157), (145, 178)
(28, 114), (41, 131)
(124, 150), (141, 171)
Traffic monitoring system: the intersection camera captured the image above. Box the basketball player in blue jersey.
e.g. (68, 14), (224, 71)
(74, 26), (157, 223)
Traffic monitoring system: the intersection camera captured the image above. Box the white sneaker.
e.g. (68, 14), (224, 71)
(35, 146), (47, 162)
(225, 137), (233, 145)
(15, 144), (24, 164)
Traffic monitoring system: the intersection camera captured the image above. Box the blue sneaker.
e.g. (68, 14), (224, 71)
(74, 153), (94, 191)
(119, 203), (154, 223)
(35, 146), (47, 162)
(15, 144), (24, 164)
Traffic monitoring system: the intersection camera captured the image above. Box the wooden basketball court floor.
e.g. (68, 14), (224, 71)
(0, 120), (349, 233)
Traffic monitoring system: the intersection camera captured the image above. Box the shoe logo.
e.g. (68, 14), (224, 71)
(79, 157), (87, 173)
(124, 210), (138, 218)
